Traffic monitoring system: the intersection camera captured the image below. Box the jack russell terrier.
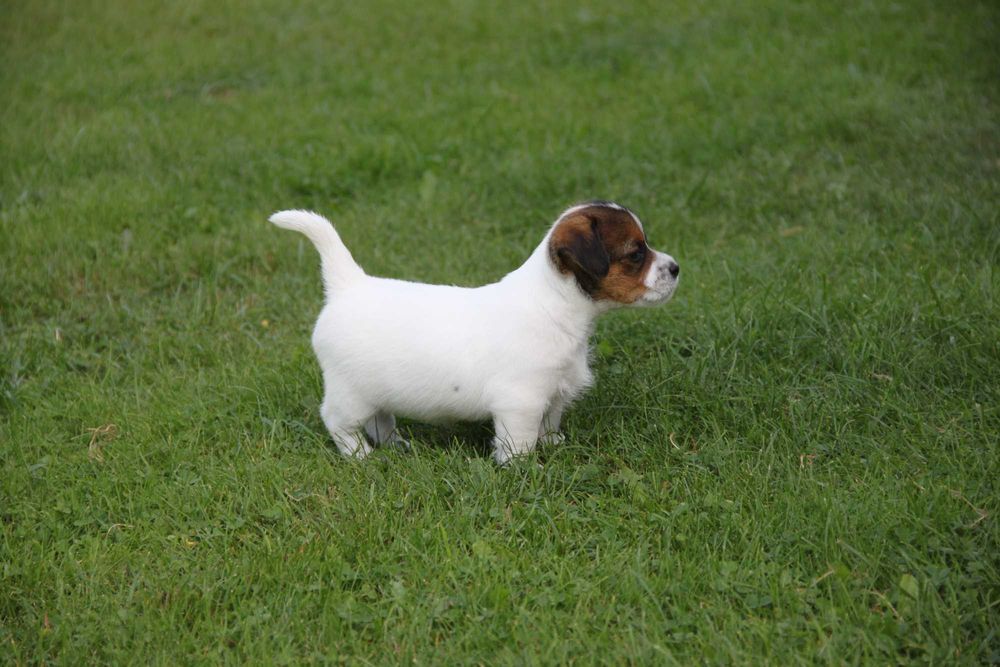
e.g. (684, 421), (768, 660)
(269, 201), (679, 464)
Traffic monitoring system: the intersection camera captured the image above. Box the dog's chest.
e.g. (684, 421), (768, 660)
(551, 342), (591, 397)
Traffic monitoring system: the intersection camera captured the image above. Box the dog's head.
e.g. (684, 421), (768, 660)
(548, 201), (679, 306)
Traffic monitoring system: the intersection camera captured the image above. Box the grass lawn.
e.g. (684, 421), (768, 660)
(2, 0), (999, 663)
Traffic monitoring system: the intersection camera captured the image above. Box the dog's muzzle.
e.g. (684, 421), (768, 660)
(640, 251), (680, 305)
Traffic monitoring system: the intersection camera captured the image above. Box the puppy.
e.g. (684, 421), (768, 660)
(269, 201), (679, 464)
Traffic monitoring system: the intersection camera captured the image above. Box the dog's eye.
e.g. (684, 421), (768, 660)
(628, 248), (646, 264)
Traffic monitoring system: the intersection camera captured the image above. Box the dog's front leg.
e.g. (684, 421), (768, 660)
(538, 356), (589, 446)
(492, 408), (544, 465)
(538, 397), (567, 446)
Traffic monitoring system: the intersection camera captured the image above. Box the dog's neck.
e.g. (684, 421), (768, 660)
(500, 235), (607, 342)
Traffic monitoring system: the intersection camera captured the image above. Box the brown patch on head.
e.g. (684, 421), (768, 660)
(548, 204), (653, 303)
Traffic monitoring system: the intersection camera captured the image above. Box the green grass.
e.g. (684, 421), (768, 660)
(2, 0), (999, 663)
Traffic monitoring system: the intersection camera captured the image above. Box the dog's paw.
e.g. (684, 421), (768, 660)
(338, 439), (372, 459)
(495, 451), (542, 469)
(493, 448), (513, 466)
(538, 431), (565, 446)
(386, 436), (412, 453)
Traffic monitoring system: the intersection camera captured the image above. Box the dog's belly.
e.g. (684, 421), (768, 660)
(383, 394), (492, 423)
(365, 354), (493, 422)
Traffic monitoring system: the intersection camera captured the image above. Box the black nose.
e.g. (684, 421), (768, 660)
(668, 261), (680, 278)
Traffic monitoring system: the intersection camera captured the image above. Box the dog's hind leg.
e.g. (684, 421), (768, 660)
(364, 412), (410, 450)
(319, 381), (372, 458)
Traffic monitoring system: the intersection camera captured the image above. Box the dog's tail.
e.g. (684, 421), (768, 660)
(269, 210), (365, 294)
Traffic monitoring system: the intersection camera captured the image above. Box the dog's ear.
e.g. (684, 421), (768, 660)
(550, 215), (609, 295)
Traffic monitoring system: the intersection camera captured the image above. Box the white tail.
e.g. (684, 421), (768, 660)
(269, 210), (365, 294)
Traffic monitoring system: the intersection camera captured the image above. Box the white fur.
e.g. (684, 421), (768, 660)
(269, 205), (678, 464)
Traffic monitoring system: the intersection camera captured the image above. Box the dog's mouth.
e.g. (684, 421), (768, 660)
(638, 280), (678, 306)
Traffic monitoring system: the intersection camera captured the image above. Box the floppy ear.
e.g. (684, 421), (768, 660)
(550, 216), (609, 295)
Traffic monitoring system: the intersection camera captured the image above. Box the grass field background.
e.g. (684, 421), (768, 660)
(2, 0), (998, 663)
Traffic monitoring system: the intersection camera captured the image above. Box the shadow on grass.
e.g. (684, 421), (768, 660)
(396, 419), (496, 459)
